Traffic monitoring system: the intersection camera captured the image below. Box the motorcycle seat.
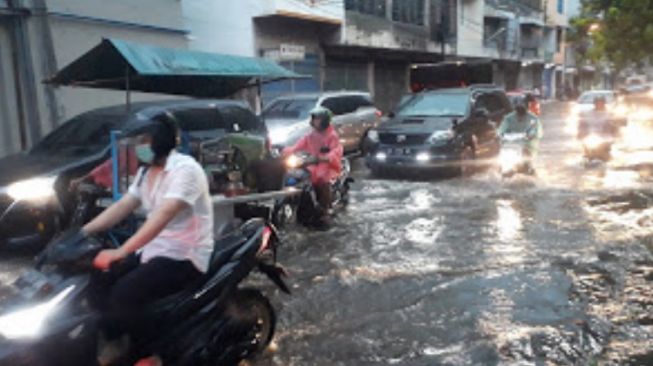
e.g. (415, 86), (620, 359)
(140, 219), (266, 320)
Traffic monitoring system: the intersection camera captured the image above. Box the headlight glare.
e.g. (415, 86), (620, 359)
(0, 285), (75, 340)
(7, 177), (57, 201)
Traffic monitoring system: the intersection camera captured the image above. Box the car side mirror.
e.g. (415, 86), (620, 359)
(473, 108), (489, 119)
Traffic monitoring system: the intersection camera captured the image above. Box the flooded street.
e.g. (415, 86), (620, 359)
(0, 102), (651, 365)
(258, 102), (653, 365)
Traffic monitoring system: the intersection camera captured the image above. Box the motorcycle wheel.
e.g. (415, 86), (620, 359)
(232, 288), (276, 359)
(272, 201), (296, 228)
(200, 289), (276, 366)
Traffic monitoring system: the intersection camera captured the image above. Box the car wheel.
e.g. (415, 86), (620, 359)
(459, 146), (476, 177)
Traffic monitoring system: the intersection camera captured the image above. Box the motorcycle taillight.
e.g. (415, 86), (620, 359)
(260, 226), (273, 253)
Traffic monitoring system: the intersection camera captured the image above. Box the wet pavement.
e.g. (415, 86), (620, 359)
(254, 102), (653, 365)
(1, 102), (652, 365)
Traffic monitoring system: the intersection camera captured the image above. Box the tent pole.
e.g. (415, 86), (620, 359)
(256, 78), (262, 114)
(125, 64), (131, 112)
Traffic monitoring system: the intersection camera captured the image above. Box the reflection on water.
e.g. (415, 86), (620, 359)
(495, 200), (522, 242)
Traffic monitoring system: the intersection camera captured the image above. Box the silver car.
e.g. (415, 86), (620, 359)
(263, 92), (381, 154)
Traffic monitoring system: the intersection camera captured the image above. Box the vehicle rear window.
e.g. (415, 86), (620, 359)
(173, 108), (224, 131)
(397, 93), (469, 117)
(263, 98), (317, 121)
(220, 106), (263, 131)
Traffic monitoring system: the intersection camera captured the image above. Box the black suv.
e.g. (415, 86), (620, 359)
(365, 86), (512, 177)
(0, 99), (268, 247)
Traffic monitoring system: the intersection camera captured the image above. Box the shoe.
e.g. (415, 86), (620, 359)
(97, 334), (130, 366)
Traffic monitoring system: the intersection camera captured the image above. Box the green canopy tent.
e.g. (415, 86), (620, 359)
(47, 38), (305, 107)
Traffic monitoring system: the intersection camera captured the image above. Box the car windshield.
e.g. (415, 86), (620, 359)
(397, 93), (468, 117)
(578, 92), (614, 104)
(263, 98), (318, 123)
(30, 111), (127, 155)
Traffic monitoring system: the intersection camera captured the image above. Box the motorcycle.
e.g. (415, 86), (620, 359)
(0, 219), (289, 366)
(499, 133), (535, 178)
(581, 133), (613, 162)
(272, 151), (353, 228)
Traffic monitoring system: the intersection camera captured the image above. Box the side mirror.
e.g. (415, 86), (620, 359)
(473, 108), (489, 119)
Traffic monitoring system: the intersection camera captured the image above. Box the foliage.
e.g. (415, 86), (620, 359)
(570, 0), (653, 69)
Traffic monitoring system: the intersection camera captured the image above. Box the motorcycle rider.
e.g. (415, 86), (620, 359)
(283, 107), (343, 228)
(498, 97), (544, 171)
(577, 96), (618, 140)
(82, 114), (213, 366)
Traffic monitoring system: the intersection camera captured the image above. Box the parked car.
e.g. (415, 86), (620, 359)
(0, 99), (270, 247)
(263, 91), (382, 154)
(365, 85), (512, 177)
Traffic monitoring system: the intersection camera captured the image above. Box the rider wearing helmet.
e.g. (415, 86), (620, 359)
(83, 114), (213, 366)
(283, 107), (343, 226)
(498, 96), (544, 156)
(577, 95), (618, 139)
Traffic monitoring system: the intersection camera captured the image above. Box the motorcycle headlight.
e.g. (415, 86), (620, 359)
(7, 177), (57, 202)
(499, 149), (522, 171)
(0, 285), (75, 340)
(367, 130), (379, 143)
(427, 130), (454, 144)
(285, 155), (302, 169)
(583, 135), (605, 149)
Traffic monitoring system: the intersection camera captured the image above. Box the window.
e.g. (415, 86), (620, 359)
(397, 93), (469, 117)
(557, 0), (564, 14)
(219, 106), (264, 132)
(345, 0), (386, 18)
(475, 93), (504, 113)
(322, 97), (357, 116)
(263, 98), (318, 122)
(392, 0), (425, 26)
(173, 108), (222, 131)
(351, 95), (374, 109)
(31, 111), (128, 155)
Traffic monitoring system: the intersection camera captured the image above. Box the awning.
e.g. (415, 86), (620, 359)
(47, 38), (305, 98)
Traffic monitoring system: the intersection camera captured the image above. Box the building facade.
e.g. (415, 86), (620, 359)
(0, 0), (187, 157)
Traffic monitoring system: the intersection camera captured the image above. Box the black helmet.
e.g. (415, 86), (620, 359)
(512, 96), (528, 113)
(309, 107), (333, 131)
(124, 112), (179, 160)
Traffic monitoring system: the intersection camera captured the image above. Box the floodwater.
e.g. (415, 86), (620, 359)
(256, 102), (653, 365)
(0, 102), (651, 365)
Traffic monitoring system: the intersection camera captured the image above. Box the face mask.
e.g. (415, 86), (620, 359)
(135, 143), (155, 164)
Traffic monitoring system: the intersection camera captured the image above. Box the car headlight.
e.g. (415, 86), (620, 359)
(367, 130), (379, 143)
(0, 285), (75, 340)
(427, 130), (454, 144)
(7, 177), (57, 202)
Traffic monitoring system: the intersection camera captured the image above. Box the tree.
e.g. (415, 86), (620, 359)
(577, 0), (653, 69)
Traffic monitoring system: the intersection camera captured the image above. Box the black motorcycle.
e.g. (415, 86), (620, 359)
(272, 151), (352, 228)
(0, 219), (289, 366)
